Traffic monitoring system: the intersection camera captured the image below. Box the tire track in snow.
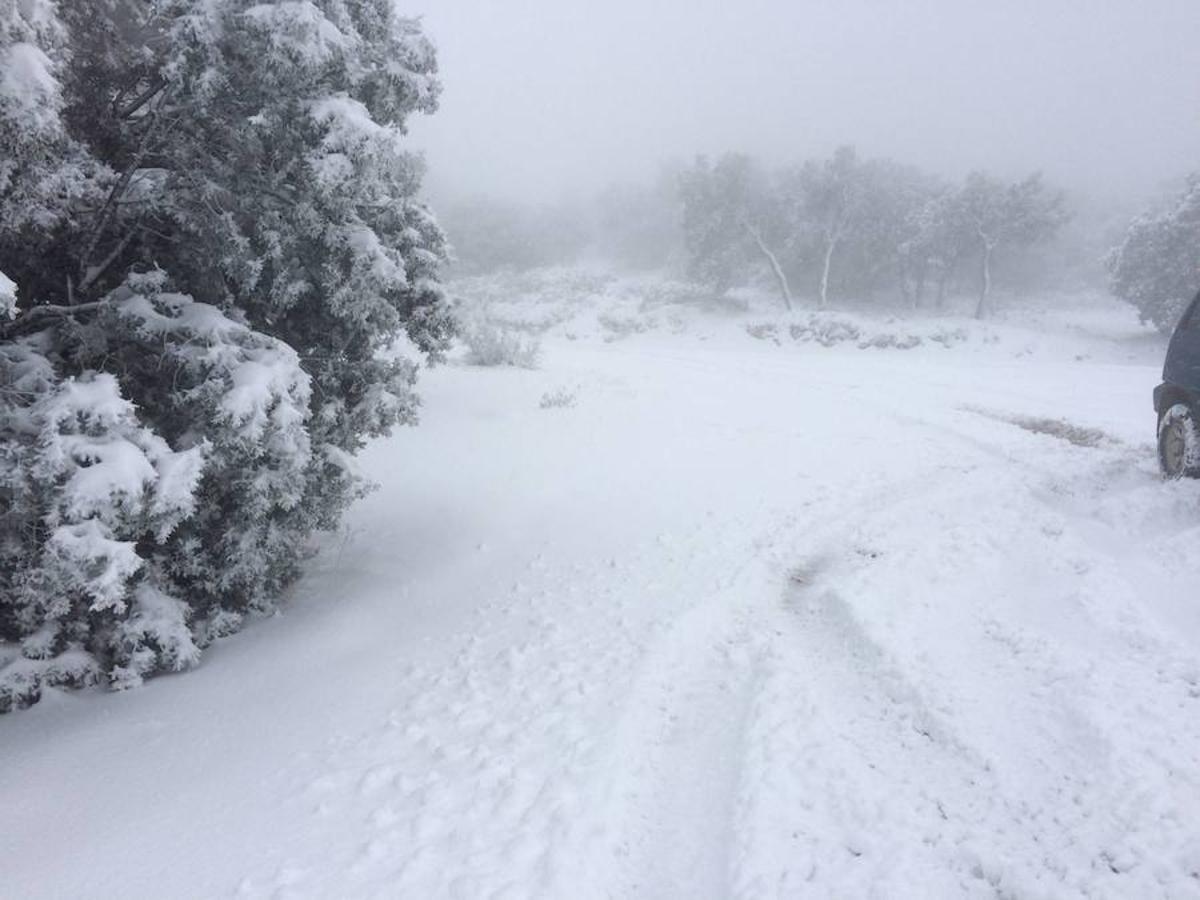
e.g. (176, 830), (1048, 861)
(601, 581), (763, 898)
(764, 424), (1200, 897)
(591, 472), (974, 898)
(682, 396), (1195, 896)
(731, 559), (1016, 899)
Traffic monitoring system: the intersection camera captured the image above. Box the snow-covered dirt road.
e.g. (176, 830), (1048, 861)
(4, 311), (1200, 899)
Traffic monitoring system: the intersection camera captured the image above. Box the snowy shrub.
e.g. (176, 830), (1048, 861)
(539, 387), (577, 409)
(745, 322), (780, 341)
(97, 272), (315, 623)
(0, 271), (321, 706)
(1108, 175), (1200, 332)
(789, 315), (863, 347)
(599, 313), (653, 341)
(858, 332), (923, 350)
(0, 339), (204, 708)
(462, 319), (541, 368)
(0, 1), (450, 708)
(450, 267), (619, 336)
(786, 313), (969, 351)
(635, 279), (716, 311)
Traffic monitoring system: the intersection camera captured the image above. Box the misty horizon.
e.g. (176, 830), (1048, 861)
(410, 0), (1200, 206)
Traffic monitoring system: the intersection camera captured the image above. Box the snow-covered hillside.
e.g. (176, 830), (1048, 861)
(3, 276), (1199, 899)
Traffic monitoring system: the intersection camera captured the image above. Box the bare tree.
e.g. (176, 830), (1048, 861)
(958, 172), (1067, 318)
(678, 154), (792, 309)
(795, 146), (865, 310)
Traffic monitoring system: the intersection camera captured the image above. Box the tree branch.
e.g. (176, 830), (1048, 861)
(77, 87), (174, 298)
(741, 220), (793, 311)
(79, 225), (141, 293)
(1, 301), (111, 340)
(115, 78), (168, 120)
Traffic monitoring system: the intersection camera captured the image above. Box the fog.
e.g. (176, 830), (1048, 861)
(409, 0), (1200, 205)
(10, 0), (1200, 888)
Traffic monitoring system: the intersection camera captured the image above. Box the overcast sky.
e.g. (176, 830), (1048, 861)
(406, 0), (1200, 205)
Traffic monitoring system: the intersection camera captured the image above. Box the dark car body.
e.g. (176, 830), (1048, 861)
(1154, 290), (1200, 422)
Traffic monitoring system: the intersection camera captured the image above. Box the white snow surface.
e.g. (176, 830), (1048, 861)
(0, 268), (16, 319)
(0, 42), (59, 125)
(4, 273), (1200, 899)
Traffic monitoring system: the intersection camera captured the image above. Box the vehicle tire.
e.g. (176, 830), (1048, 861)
(1158, 403), (1200, 479)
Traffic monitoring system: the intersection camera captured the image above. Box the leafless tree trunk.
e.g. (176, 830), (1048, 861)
(818, 233), (837, 310)
(975, 235), (995, 319)
(743, 222), (792, 311)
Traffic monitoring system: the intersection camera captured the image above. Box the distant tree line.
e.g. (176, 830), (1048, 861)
(677, 148), (1069, 318)
(441, 153), (1200, 333)
(444, 151), (1098, 320)
(429, 153), (1197, 337)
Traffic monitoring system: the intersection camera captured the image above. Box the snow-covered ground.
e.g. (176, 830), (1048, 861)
(4, 273), (1200, 899)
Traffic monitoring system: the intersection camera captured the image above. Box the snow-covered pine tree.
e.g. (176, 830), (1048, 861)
(0, 0), (449, 709)
(1108, 175), (1200, 332)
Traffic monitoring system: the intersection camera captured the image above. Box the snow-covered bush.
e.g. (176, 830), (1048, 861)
(0, 338), (204, 707)
(0, 1), (449, 708)
(0, 271), (321, 708)
(1108, 176), (1200, 332)
(598, 312), (654, 341)
(461, 319), (541, 368)
(539, 387), (577, 409)
(98, 272), (315, 624)
(745, 322), (780, 342)
(789, 315), (863, 347)
(787, 312), (969, 350)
